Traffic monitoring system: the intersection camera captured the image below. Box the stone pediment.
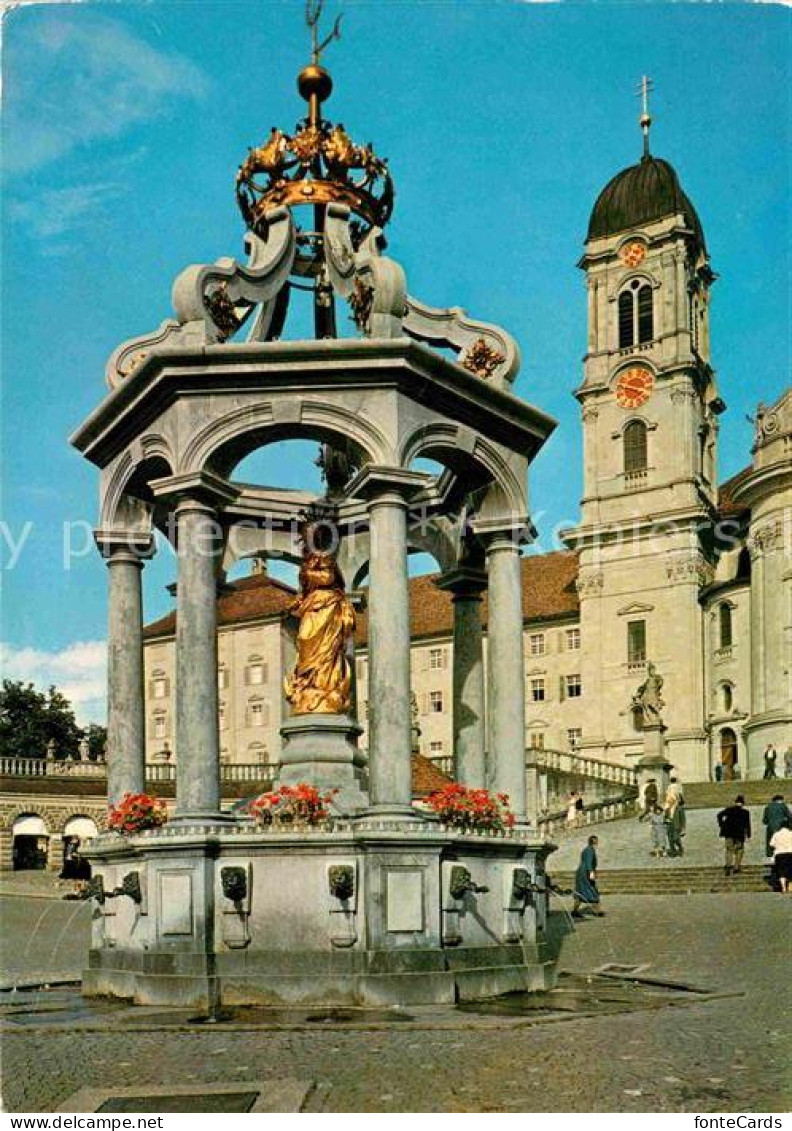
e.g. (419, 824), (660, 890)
(616, 601), (654, 616)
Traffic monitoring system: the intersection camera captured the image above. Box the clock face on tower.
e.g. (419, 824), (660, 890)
(620, 241), (646, 268)
(615, 367), (654, 409)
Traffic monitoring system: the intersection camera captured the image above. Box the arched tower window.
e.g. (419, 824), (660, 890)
(719, 603), (733, 649)
(618, 280), (654, 348)
(623, 420), (648, 473)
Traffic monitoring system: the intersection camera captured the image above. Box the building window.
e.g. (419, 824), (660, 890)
(218, 702), (227, 731)
(429, 647), (447, 670)
(247, 700), (268, 728)
(722, 684), (733, 713)
(567, 728), (582, 749)
(565, 627), (581, 650)
(248, 741), (268, 762)
(623, 420), (648, 473)
(429, 691), (444, 714)
(719, 603), (733, 649)
(245, 658), (267, 686)
(530, 678), (546, 702)
(529, 732), (546, 750)
(529, 633), (545, 656)
(565, 674), (582, 699)
(618, 279), (653, 348)
(153, 714), (167, 740)
(218, 666), (229, 691)
(637, 283), (653, 342)
(429, 741), (444, 756)
(627, 619), (646, 665)
(151, 672), (169, 699)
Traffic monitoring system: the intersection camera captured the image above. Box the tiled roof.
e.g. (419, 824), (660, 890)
(143, 573), (296, 640)
(411, 753), (453, 796)
(144, 550), (580, 642)
(354, 550), (580, 644)
(717, 466), (752, 520)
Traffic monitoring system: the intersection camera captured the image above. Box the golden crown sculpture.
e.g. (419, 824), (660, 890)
(236, 63), (394, 244)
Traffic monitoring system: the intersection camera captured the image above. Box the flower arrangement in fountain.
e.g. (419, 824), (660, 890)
(107, 793), (168, 836)
(249, 783), (338, 829)
(425, 783), (515, 834)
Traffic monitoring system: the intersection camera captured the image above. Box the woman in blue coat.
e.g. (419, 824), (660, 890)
(572, 835), (605, 918)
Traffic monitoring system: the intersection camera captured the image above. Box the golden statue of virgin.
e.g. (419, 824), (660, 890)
(284, 546), (356, 714)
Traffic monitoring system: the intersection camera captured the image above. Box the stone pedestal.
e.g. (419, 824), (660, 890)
(82, 822), (560, 1009)
(636, 723), (673, 802)
(279, 713), (368, 812)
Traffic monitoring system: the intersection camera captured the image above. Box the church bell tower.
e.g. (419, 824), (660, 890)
(565, 80), (724, 779)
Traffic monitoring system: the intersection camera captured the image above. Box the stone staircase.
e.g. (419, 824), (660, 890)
(551, 863), (772, 895)
(682, 780), (790, 810)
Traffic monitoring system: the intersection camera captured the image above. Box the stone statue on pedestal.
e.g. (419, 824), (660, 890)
(631, 661), (665, 728)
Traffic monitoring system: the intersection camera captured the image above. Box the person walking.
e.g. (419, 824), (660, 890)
(664, 777), (686, 857)
(640, 778), (659, 815)
(762, 795), (791, 857)
(784, 746), (792, 779)
(572, 835), (605, 919)
(650, 802), (668, 857)
(717, 795), (752, 875)
(763, 744), (778, 780)
(566, 791), (580, 830)
(769, 821), (792, 893)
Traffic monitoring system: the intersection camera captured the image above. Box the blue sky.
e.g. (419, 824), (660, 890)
(1, 0), (790, 722)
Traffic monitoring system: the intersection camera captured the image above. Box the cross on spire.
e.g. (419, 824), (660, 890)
(306, 0), (342, 65)
(637, 75), (653, 158)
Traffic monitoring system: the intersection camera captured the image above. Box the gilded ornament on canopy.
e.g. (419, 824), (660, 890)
(235, 9), (394, 248)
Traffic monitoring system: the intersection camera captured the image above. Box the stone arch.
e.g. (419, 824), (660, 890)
(179, 400), (393, 478)
(101, 445), (176, 531)
(400, 424), (526, 518)
(62, 815), (99, 840)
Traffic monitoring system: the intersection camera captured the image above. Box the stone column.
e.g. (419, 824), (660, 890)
(96, 532), (154, 808)
(353, 469), (426, 813)
(483, 532), (527, 821)
(436, 569), (487, 787)
(173, 497), (225, 821)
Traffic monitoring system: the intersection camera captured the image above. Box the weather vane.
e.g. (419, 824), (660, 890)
(306, 0), (342, 65)
(636, 74), (653, 158)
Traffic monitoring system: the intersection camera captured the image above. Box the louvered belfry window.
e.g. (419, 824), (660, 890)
(618, 290), (634, 347)
(637, 284), (653, 342)
(623, 420), (648, 473)
(619, 281), (654, 347)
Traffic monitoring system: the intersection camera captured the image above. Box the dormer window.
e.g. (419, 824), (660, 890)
(618, 280), (654, 348)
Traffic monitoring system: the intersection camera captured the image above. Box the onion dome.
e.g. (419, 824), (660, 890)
(587, 154), (705, 249)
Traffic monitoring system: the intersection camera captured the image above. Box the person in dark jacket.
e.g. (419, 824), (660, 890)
(763, 795), (792, 856)
(717, 795), (751, 875)
(572, 835), (605, 919)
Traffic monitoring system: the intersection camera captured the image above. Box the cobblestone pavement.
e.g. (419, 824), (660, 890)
(2, 893), (789, 1113)
(550, 805), (769, 870)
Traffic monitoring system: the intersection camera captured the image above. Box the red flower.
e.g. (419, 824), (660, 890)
(249, 783), (336, 828)
(425, 783), (514, 834)
(108, 792), (168, 835)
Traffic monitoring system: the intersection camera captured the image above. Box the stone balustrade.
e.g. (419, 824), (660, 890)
(533, 747), (637, 788)
(0, 756), (277, 785)
(538, 793), (638, 838)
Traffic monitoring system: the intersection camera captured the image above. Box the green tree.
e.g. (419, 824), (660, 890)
(0, 680), (82, 760)
(85, 722), (107, 761)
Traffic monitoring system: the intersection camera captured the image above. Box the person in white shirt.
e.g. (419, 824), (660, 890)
(769, 822), (792, 893)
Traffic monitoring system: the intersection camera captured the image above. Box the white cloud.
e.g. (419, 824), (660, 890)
(1, 640), (107, 725)
(4, 12), (209, 176)
(7, 181), (124, 240)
